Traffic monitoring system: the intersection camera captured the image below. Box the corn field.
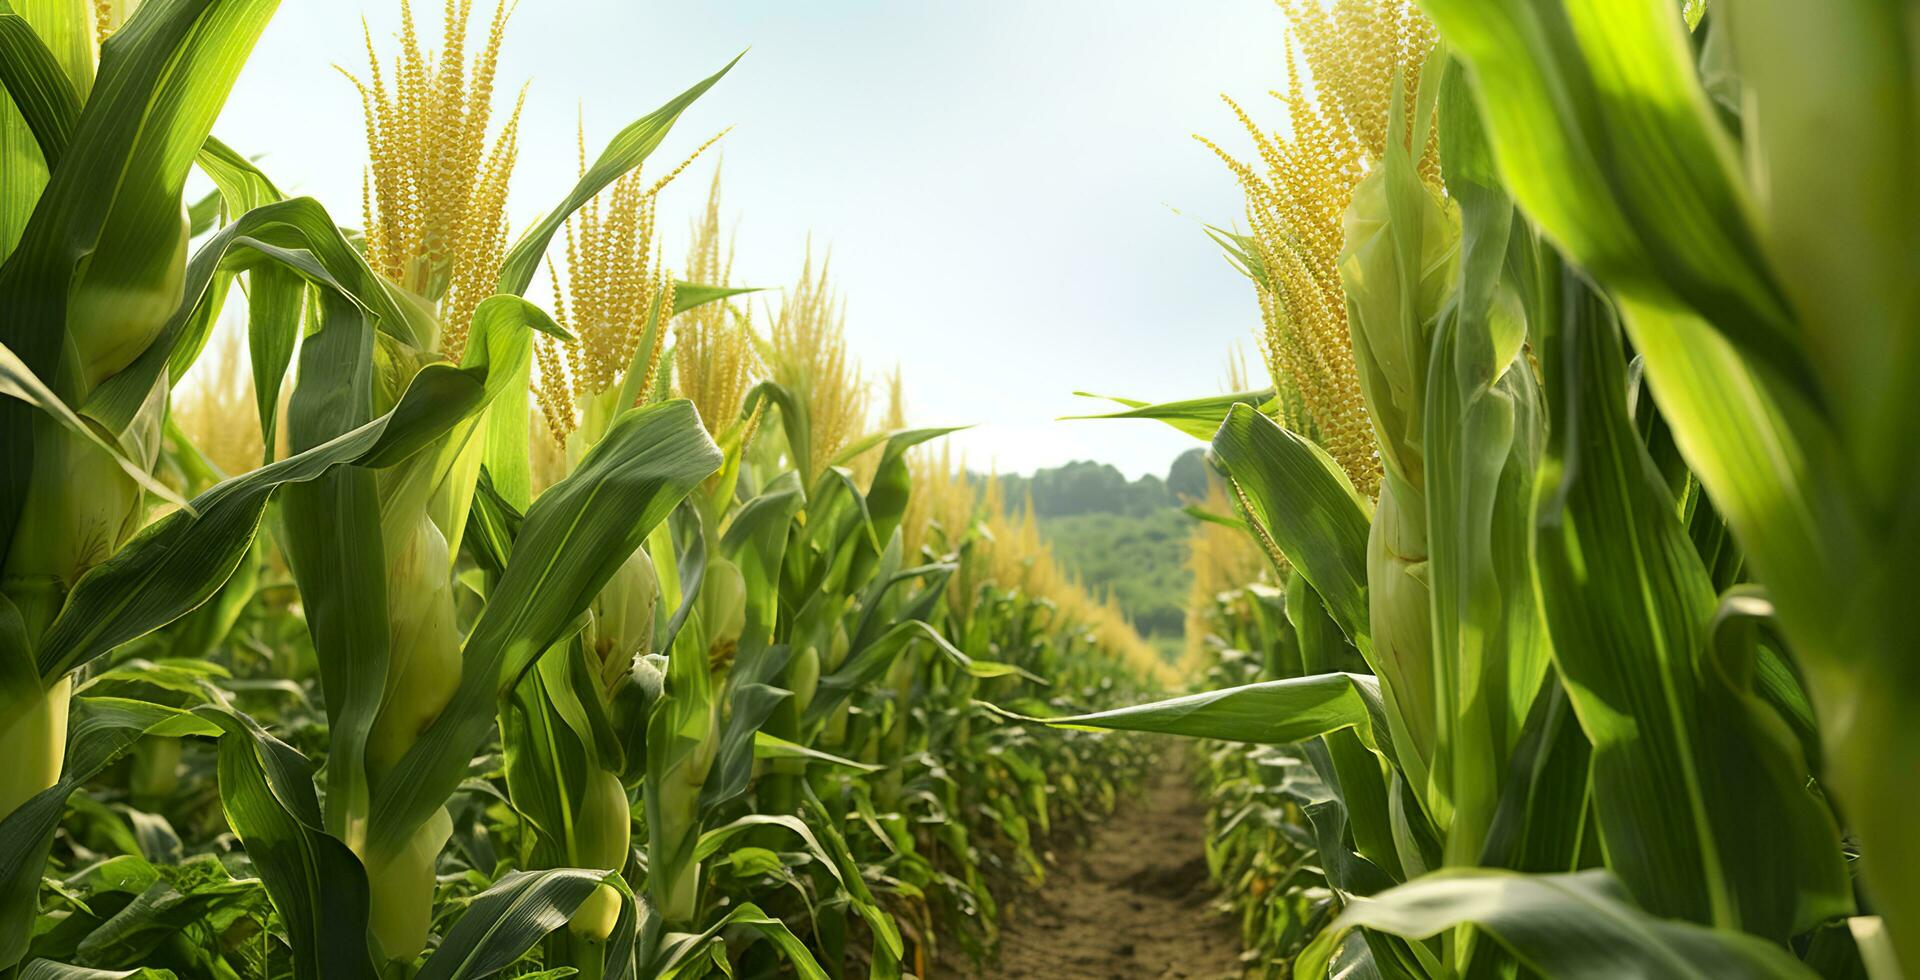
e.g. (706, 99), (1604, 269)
(0, 0), (1913, 978)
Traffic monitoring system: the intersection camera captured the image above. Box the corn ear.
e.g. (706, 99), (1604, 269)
(363, 805), (454, 964)
(566, 767), (632, 944)
(0, 675), (68, 817)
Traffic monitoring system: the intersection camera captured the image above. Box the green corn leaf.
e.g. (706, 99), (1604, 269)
(1532, 274), (1847, 940)
(1065, 387), (1278, 440)
(644, 903), (828, 980)
(842, 426), (965, 558)
(462, 467), (523, 578)
(1613, 290), (1919, 961)
(499, 656), (596, 871)
(194, 134), (282, 214)
(1424, 40), (1920, 946)
(19, 961), (181, 980)
(278, 290), (385, 841)
(1422, 59), (1552, 870)
(0, 340), (191, 511)
(989, 671), (1392, 757)
(1297, 869), (1820, 980)
(415, 869), (621, 980)
(365, 400), (720, 860)
(673, 281), (760, 314)
(442, 294), (571, 554)
(698, 643), (795, 815)
(561, 281), (749, 497)
(695, 814), (855, 895)
(198, 706), (377, 980)
(654, 503), (711, 681)
(744, 380), (810, 487)
(0, 698), (220, 969)
(283, 285), (562, 838)
(1721, 0), (1920, 500)
(496, 54), (741, 297)
(1477, 673), (1593, 875)
(1719, 589), (1824, 774)
(750, 732), (882, 773)
(799, 790), (904, 966)
(1180, 503), (1245, 533)
(719, 477), (805, 655)
(1302, 795), (1398, 900)
(1418, 0), (1809, 398)
(69, 854), (253, 966)
(1289, 575), (1403, 884)
(34, 353), (493, 680)
(848, 559), (955, 655)
(809, 619), (1031, 727)
(184, 187), (220, 237)
(191, 139), (293, 458)
(0, 0), (81, 166)
(1210, 403), (1373, 653)
(243, 263), (301, 461)
(829, 420), (967, 470)
(0, 0), (280, 560)
(812, 467), (882, 569)
(0, 0), (85, 264)
(84, 195), (427, 438)
(843, 520), (910, 642)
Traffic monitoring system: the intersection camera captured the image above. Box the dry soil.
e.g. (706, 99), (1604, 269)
(968, 762), (1244, 979)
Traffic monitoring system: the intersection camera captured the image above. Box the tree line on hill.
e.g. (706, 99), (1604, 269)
(976, 449), (1208, 655)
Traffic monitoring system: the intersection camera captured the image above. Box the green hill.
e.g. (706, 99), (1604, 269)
(982, 449), (1207, 658)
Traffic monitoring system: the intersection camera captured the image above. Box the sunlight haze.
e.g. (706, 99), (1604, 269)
(212, 1), (1291, 477)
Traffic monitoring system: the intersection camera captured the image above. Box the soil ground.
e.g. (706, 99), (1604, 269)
(965, 761), (1244, 979)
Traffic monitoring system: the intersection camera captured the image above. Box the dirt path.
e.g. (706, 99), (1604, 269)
(970, 760), (1244, 979)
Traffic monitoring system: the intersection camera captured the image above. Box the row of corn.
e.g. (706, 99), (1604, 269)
(0, 1), (1165, 977)
(1051, 0), (1917, 976)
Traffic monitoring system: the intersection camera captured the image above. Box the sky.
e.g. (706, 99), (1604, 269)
(211, 1), (1292, 479)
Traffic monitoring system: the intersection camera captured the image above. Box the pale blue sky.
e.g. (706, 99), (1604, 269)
(212, 1), (1291, 478)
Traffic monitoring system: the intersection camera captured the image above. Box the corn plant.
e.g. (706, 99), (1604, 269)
(237, 39), (743, 980)
(1040, 1), (1880, 976)
(496, 150), (825, 978)
(1419, 0), (1920, 969)
(0, 0), (426, 969)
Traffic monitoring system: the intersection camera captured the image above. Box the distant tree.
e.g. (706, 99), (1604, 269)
(986, 460), (1175, 517)
(1129, 474), (1171, 515)
(969, 455), (1199, 644)
(1167, 448), (1209, 501)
